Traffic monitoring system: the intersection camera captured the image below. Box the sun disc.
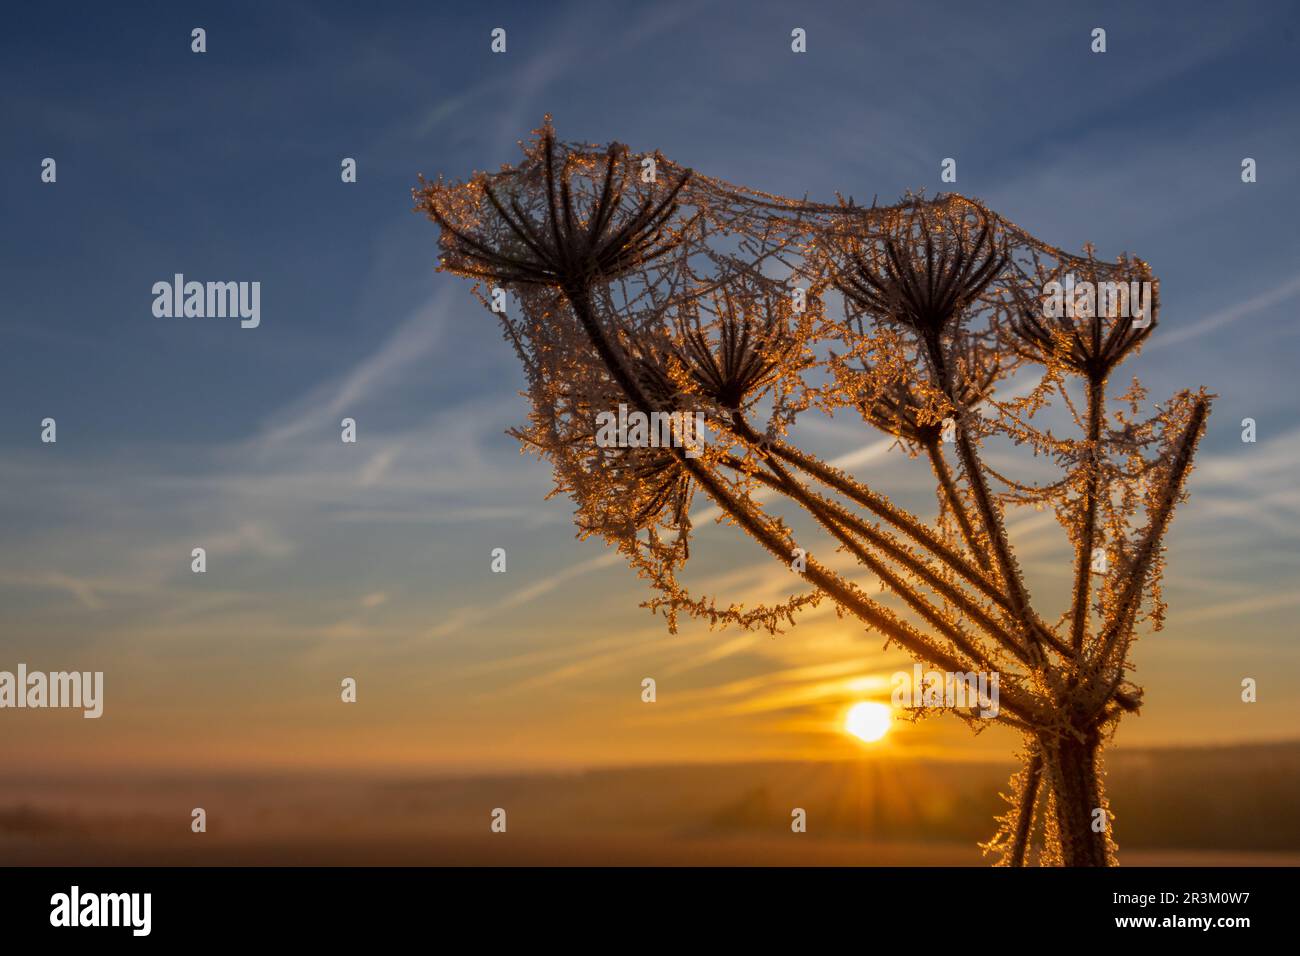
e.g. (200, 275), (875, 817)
(845, 701), (892, 743)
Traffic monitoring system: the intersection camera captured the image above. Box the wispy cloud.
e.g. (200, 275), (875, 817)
(252, 289), (453, 449)
(1150, 273), (1300, 350)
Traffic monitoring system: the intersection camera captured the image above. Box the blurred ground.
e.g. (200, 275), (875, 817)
(3, 741), (1298, 865)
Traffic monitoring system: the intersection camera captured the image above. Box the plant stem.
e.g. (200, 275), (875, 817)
(926, 439), (989, 570)
(1010, 748), (1044, 867)
(1045, 731), (1110, 867)
(1070, 378), (1105, 652)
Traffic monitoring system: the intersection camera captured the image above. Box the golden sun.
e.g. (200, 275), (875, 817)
(845, 701), (892, 743)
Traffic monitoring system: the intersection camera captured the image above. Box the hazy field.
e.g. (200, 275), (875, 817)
(4, 741), (1298, 866)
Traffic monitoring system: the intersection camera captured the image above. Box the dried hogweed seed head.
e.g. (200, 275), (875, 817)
(418, 126), (1213, 867)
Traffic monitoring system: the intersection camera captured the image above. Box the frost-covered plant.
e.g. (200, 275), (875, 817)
(416, 122), (1211, 866)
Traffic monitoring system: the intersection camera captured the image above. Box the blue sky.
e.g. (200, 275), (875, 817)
(2, 0), (1298, 770)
